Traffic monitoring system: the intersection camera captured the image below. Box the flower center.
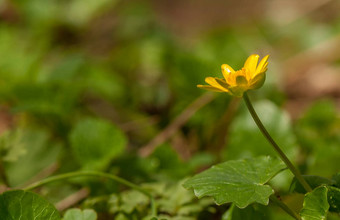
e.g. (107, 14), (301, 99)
(226, 68), (249, 86)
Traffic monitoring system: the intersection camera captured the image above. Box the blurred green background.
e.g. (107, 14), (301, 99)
(0, 0), (340, 219)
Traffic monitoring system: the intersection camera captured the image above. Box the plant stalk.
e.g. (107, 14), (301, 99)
(270, 195), (301, 220)
(0, 157), (9, 187)
(24, 171), (157, 217)
(243, 93), (312, 192)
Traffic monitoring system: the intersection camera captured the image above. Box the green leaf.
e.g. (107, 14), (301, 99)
(224, 101), (299, 191)
(154, 180), (213, 216)
(332, 173), (340, 188)
(183, 156), (286, 208)
(300, 186), (329, 220)
(4, 129), (61, 186)
(119, 190), (149, 213)
(0, 190), (60, 220)
(223, 204), (269, 220)
(106, 180), (213, 219)
(327, 186), (340, 213)
(290, 175), (335, 194)
(63, 208), (97, 220)
(70, 118), (127, 170)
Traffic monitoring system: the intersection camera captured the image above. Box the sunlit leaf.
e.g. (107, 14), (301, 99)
(0, 190), (60, 220)
(183, 156), (286, 208)
(300, 186), (329, 220)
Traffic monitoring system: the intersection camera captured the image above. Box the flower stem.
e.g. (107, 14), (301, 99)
(0, 157), (9, 187)
(243, 93), (312, 193)
(270, 195), (301, 220)
(24, 171), (157, 217)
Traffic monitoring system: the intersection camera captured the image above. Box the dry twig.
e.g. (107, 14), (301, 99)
(139, 93), (215, 157)
(56, 188), (90, 211)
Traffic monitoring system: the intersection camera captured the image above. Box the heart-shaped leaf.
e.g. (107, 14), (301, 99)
(183, 156), (285, 208)
(0, 190), (60, 220)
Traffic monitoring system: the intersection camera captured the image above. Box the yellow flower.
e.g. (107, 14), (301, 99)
(197, 54), (269, 97)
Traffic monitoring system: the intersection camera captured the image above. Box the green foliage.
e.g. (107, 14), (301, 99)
(300, 186), (329, 220)
(222, 204), (269, 220)
(294, 100), (340, 177)
(4, 129), (61, 186)
(0, 190), (60, 220)
(290, 175), (340, 215)
(327, 186), (340, 213)
(183, 156), (286, 208)
(63, 208), (97, 220)
(333, 173), (340, 188)
(0, 0), (339, 219)
(0, 129), (26, 162)
(84, 180), (214, 219)
(149, 180), (213, 217)
(290, 175), (336, 194)
(147, 144), (215, 180)
(225, 100), (297, 160)
(69, 118), (127, 170)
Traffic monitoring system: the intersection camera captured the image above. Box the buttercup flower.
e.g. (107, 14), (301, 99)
(197, 54), (269, 97)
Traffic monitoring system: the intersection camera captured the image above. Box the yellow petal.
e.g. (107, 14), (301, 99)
(215, 77), (231, 88)
(244, 54), (259, 74)
(255, 55), (269, 75)
(221, 64), (235, 80)
(197, 85), (225, 92)
(205, 77), (229, 92)
(249, 72), (266, 90)
(261, 63), (268, 72)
